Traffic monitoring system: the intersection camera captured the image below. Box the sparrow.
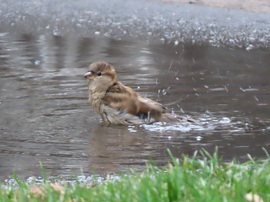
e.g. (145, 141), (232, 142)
(84, 61), (195, 125)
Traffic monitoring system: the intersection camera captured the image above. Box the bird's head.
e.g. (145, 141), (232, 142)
(84, 62), (118, 91)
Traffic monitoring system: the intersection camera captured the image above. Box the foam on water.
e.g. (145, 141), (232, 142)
(143, 114), (248, 133)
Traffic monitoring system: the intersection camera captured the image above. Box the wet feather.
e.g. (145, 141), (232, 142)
(85, 61), (195, 125)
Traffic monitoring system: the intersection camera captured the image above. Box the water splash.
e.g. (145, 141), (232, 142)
(143, 114), (247, 133)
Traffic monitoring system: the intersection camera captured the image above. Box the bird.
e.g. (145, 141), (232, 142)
(84, 61), (195, 125)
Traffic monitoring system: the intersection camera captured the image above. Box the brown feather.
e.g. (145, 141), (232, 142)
(85, 61), (195, 125)
(102, 82), (164, 120)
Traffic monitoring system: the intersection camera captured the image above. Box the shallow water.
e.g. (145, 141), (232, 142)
(0, 33), (270, 180)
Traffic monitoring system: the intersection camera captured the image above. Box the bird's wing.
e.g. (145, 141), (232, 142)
(100, 104), (153, 124)
(102, 82), (165, 120)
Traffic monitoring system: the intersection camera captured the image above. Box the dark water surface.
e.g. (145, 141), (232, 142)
(0, 33), (270, 180)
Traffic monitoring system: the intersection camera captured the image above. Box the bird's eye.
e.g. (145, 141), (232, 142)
(97, 72), (102, 76)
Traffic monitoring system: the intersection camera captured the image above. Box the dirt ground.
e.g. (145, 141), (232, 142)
(162, 0), (270, 13)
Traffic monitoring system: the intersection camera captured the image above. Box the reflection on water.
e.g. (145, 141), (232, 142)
(0, 33), (270, 180)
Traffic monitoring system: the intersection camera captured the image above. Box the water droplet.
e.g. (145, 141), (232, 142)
(34, 60), (41, 65)
(53, 29), (60, 36)
(220, 117), (231, 124)
(246, 44), (254, 51)
(253, 96), (259, 102)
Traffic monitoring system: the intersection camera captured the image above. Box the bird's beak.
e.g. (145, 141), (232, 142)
(84, 71), (94, 80)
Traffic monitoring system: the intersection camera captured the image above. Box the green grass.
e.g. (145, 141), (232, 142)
(1, 149), (270, 202)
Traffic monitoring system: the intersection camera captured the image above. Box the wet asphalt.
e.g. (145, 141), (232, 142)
(0, 0), (270, 49)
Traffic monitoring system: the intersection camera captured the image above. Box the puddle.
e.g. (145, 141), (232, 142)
(0, 33), (270, 180)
